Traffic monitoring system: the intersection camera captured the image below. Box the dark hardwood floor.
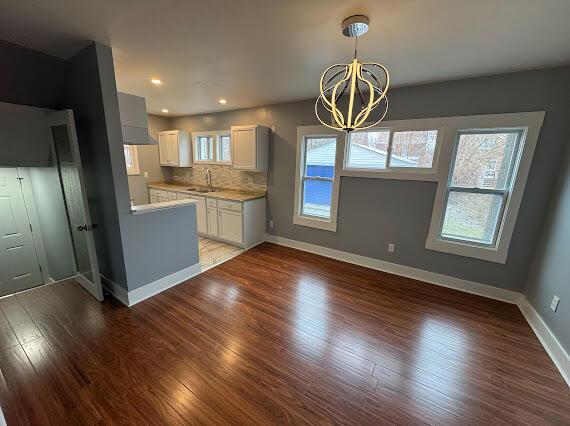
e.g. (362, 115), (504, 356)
(0, 242), (568, 424)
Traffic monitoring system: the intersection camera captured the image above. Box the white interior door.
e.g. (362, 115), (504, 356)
(0, 168), (43, 296)
(47, 110), (104, 301)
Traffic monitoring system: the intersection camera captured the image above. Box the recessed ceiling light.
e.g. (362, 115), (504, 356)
(151, 78), (162, 85)
(219, 99), (227, 104)
(161, 109), (169, 113)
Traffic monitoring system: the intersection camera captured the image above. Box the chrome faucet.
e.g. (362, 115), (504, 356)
(205, 169), (213, 191)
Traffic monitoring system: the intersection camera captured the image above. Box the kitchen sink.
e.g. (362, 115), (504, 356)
(185, 187), (215, 193)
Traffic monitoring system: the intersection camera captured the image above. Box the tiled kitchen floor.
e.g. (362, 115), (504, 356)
(198, 237), (244, 271)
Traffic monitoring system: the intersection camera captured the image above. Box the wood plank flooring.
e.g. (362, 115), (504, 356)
(0, 242), (568, 424)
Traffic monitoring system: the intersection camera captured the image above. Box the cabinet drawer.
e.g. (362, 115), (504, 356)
(149, 188), (168, 198)
(217, 199), (242, 212)
(206, 198), (218, 208)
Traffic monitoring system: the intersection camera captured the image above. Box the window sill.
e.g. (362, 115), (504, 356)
(340, 169), (438, 182)
(425, 237), (507, 264)
(293, 215), (337, 232)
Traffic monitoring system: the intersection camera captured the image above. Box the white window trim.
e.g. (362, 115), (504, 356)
(425, 111), (545, 263)
(293, 125), (343, 232)
(124, 144), (140, 175)
(193, 130), (232, 165)
(341, 118), (446, 182)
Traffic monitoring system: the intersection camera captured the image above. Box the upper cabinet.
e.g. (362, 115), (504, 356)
(157, 130), (191, 167)
(231, 125), (270, 172)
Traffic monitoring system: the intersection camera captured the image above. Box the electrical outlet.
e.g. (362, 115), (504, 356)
(248, 177), (254, 185)
(388, 243), (395, 253)
(144, 172), (149, 178)
(550, 295), (560, 313)
(269, 220), (274, 229)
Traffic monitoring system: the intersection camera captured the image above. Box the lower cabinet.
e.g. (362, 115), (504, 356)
(218, 208), (243, 244)
(149, 187), (266, 248)
(207, 206), (219, 236)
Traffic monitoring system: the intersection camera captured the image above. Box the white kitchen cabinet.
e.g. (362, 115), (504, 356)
(218, 209), (243, 244)
(157, 130), (191, 167)
(204, 196), (265, 248)
(231, 125), (269, 172)
(207, 206), (219, 236)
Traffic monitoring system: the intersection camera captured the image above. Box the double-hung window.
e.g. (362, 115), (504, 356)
(293, 126), (340, 231)
(440, 130), (522, 246)
(426, 111), (544, 263)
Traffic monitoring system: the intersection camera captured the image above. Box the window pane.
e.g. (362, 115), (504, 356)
(346, 130), (390, 169)
(197, 136), (213, 160)
(451, 132), (520, 190)
(390, 130), (437, 168)
(305, 137), (336, 177)
(441, 191), (503, 245)
(124, 145), (133, 168)
(302, 179), (332, 218)
(219, 135), (231, 162)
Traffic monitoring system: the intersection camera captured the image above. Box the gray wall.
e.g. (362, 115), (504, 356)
(525, 147), (570, 352)
(27, 167), (76, 280)
(171, 65), (570, 292)
(0, 41), (67, 109)
(70, 42), (199, 291)
(127, 114), (172, 205)
(65, 43), (129, 288)
(0, 102), (53, 167)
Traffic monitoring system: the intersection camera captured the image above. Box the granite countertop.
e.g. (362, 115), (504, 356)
(130, 198), (197, 214)
(148, 182), (266, 202)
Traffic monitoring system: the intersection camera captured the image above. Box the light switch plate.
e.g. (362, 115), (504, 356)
(550, 295), (560, 313)
(388, 243), (395, 253)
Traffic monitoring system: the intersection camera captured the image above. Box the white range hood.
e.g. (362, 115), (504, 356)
(118, 92), (157, 145)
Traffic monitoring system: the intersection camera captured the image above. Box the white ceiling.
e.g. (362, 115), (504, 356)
(1, 0), (569, 116)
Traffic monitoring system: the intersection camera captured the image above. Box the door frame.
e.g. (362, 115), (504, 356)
(46, 110), (104, 301)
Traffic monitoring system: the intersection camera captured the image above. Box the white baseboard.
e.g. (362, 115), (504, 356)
(518, 297), (570, 387)
(101, 263), (202, 307)
(100, 274), (129, 306)
(128, 263), (201, 306)
(265, 234), (521, 304)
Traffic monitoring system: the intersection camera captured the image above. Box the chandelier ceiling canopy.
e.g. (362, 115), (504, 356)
(315, 15), (390, 133)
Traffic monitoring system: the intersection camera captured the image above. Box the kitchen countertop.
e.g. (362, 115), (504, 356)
(131, 198), (197, 214)
(148, 182), (266, 202)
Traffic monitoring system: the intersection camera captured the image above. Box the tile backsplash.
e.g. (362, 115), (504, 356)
(172, 165), (267, 192)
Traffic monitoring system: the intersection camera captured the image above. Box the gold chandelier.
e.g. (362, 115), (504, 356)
(315, 15), (389, 133)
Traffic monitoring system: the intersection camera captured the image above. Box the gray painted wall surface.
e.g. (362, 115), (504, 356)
(65, 43), (129, 288)
(127, 114), (172, 205)
(27, 167), (76, 280)
(171, 66), (570, 292)
(525, 147), (570, 352)
(0, 102), (52, 167)
(0, 41), (67, 109)
(87, 43), (199, 291)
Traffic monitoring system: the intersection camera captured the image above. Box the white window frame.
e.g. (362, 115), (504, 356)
(124, 144), (140, 175)
(216, 132), (232, 164)
(193, 130), (232, 165)
(341, 117), (446, 182)
(425, 111), (545, 263)
(293, 125), (343, 232)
